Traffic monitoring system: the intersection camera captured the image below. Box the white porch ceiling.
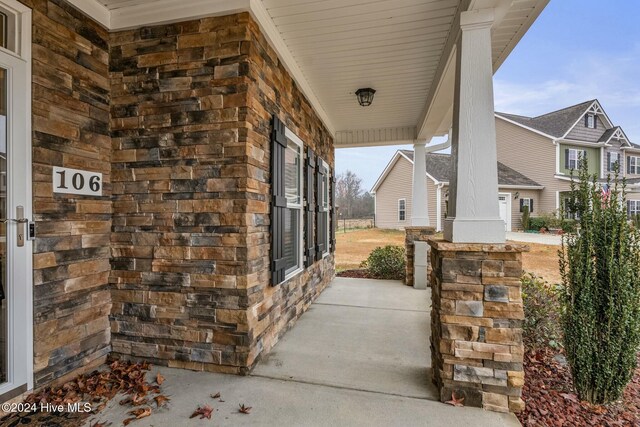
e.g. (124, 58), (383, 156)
(67, 0), (549, 146)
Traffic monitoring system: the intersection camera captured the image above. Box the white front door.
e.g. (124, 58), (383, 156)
(498, 194), (511, 231)
(0, 1), (33, 400)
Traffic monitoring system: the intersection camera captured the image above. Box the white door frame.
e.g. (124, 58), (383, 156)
(0, 0), (32, 399)
(498, 192), (512, 232)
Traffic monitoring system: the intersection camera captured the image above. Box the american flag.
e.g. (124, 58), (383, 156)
(602, 183), (611, 202)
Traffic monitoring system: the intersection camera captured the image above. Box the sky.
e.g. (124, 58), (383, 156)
(335, 0), (640, 191)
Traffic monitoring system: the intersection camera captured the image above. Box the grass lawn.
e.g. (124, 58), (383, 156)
(336, 228), (562, 284)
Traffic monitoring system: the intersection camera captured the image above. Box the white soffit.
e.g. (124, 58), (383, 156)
(67, 0), (548, 146)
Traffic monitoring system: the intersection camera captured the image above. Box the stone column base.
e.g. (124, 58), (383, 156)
(404, 226), (436, 287)
(428, 239), (528, 413)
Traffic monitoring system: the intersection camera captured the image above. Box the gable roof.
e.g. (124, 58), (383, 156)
(496, 100), (598, 139)
(399, 150), (542, 187)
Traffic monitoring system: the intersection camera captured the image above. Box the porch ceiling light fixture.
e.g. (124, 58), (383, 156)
(355, 88), (376, 107)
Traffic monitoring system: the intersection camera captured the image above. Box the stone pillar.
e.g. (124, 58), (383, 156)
(404, 226), (436, 288)
(444, 9), (505, 244)
(411, 140), (430, 226)
(428, 238), (527, 413)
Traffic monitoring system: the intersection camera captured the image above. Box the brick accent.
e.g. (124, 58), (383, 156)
(404, 226), (436, 286)
(108, 13), (334, 373)
(24, 0), (113, 387)
(428, 239), (528, 413)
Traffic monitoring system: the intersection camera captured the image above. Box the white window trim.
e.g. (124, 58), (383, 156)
(283, 127), (304, 281)
(521, 198), (532, 212)
(398, 198), (406, 222)
(628, 155), (640, 175)
(607, 152), (620, 172)
(629, 200), (640, 217)
(586, 113), (595, 129)
(320, 158), (330, 258)
(567, 148), (587, 170)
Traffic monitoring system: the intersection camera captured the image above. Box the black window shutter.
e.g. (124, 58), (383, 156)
(627, 200), (631, 216)
(530, 199), (534, 213)
(315, 157), (326, 260)
(270, 116), (287, 286)
(565, 149), (569, 169)
(305, 148), (316, 267)
(628, 156), (632, 174)
(519, 198), (524, 212)
(330, 171), (336, 253)
(584, 115), (588, 127)
(607, 152), (611, 171)
(594, 116), (597, 129)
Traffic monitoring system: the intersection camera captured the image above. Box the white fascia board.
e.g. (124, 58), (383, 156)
(556, 138), (607, 148)
(495, 114), (556, 140)
(498, 184), (544, 190)
(66, 0), (111, 28)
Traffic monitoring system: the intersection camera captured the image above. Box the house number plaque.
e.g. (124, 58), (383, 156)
(53, 167), (103, 196)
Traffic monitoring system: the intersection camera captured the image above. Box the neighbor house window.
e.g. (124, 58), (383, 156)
(283, 132), (304, 277)
(398, 199), (406, 221)
(520, 198), (533, 213)
(562, 195), (579, 220)
(628, 200), (640, 218)
(607, 152), (620, 172)
(627, 156), (640, 175)
(566, 148), (587, 170)
(586, 113), (596, 129)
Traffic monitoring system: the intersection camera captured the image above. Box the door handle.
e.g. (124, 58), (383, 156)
(16, 206), (25, 247)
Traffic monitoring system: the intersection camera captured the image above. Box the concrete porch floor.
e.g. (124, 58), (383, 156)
(86, 278), (520, 426)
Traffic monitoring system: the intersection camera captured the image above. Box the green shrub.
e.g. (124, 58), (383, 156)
(529, 217), (547, 231)
(632, 214), (640, 230)
(521, 205), (530, 231)
(559, 160), (640, 404)
(521, 273), (562, 349)
(360, 245), (406, 280)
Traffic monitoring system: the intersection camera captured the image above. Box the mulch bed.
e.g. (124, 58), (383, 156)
(336, 269), (372, 279)
(518, 348), (639, 426)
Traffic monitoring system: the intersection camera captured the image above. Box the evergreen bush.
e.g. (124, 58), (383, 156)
(521, 273), (562, 349)
(559, 160), (640, 404)
(521, 205), (530, 231)
(361, 245), (406, 280)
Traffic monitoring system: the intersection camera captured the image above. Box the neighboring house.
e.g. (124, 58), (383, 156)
(496, 99), (640, 217)
(373, 99), (640, 232)
(371, 151), (542, 231)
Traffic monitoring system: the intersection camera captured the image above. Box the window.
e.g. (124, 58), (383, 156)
(628, 200), (640, 218)
(627, 156), (640, 175)
(565, 148), (587, 170)
(585, 113), (596, 129)
(398, 199), (406, 221)
(607, 152), (620, 172)
(519, 198), (533, 213)
(561, 195), (579, 220)
(283, 131), (303, 277)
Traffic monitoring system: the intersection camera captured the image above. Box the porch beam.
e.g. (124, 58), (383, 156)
(443, 8), (505, 243)
(411, 141), (430, 226)
(334, 126), (416, 148)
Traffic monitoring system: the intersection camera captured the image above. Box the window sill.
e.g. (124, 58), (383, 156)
(284, 266), (304, 283)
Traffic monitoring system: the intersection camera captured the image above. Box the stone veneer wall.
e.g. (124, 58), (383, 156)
(22, 0), (113, 387)
(243, 19), (335, 366)
(404, 226), (435, 286)
(108, 13), (334, 373)
(428, 239), (526, 413)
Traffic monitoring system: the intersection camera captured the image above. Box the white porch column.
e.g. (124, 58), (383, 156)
(443, 9), (505, 243)
(411, 140), (430, 226)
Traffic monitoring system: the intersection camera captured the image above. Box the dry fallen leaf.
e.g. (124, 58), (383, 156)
(154, 395), (170, 407)
(239, 404), (252, 414)
(190, 404), (214, 419)
(445, 392), (465, 407)
(211, 392), (221, 399)
(129, 407), (152, 419)
(156, 373), (165, 385)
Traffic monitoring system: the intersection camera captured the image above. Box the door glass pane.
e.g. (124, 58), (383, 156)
(0, 67), (7, 383)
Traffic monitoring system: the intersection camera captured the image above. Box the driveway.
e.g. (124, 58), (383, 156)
(86, 278), (520, 426)
(507, 231), (562, 245)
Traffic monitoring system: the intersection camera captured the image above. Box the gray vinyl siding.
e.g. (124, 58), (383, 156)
(565, 114), (607, 142)
(374, 155), (440, 230)
(495, 118), (571, 215)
